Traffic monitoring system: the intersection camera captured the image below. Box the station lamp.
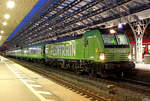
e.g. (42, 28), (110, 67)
(118, 23), (123, 29)
(0, 36), (2, 40)
(4, 14), (10, 19)
(7, 1), (15, 9)
(128, 54), (132, 60)
(4, 44), (7, 47)
(2, 22), (7, 26)
(0, 31), (4, 34)
(99, 53), (105, 60)
(110, 29), (116, 34)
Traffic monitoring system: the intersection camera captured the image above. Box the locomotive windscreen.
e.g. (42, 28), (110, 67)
(99, 29), (129, 48)
(102, 34), (128, 45)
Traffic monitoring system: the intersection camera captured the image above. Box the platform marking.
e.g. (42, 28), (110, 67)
(23, 79), (36, 83)
(16, 77), (30, 79)
(37, 91), (52, 95)
(19, 75), (30, 78)
(19, 75), (29, 78)
(5, 62), (54, 101)
(30, 84), (42, 88)
(14, 72), (24, 74)
(14, 72), (23, 74)
(18, 74), (28, 76)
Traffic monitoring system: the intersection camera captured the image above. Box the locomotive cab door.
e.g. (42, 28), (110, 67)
(84, 37), (88, 59)
(84, 36), (95, 60)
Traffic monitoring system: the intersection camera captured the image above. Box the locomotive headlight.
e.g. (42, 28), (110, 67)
(99, 53), (105, 60)
(128, 54), (132, 60)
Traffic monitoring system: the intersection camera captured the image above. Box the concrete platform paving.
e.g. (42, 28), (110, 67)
(0, 56), (90, 101)
(136, 63), (150, 71)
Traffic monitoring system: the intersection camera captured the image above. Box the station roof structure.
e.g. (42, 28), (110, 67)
(1, 0), (150, 50)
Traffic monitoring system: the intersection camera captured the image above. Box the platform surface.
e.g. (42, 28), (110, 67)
(136, 63), (150, 71)
(0, 56), (90, 101)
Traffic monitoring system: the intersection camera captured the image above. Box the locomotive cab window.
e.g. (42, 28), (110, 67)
(100, 29), (129, 48)
(102, 34), (128, 45)
(102, 35), (117, 45)
(116, 34), (128, 45)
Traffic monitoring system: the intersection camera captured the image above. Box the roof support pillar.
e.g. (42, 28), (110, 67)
(110, 0), (150, 62)
(135, 25), (143, 63)
(129, 20), (150, 63)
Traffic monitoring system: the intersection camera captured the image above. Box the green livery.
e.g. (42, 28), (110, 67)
(45, 29), (129, 62)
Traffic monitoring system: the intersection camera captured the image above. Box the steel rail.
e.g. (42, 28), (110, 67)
(121, 78), (150, 87)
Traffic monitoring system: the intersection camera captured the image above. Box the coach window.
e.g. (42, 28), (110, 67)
(45, 47), (48, 54)
(148, 45), (150, 54)
(142, 45), (146, 55)
(41, 47), (43, 54)
(132, 46), (135, 59)
(37, 47), (42, 54)
(85, 38), (88, 46)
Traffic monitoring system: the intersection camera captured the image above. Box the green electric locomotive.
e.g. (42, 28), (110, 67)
(6, 28), (135, 77)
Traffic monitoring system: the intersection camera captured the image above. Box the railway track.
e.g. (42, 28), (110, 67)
(105, 77), (150, 96)
(30, 67), (111, 101)
(9, 58), (150, 100)
(120, 78), (150, 87)
(83, 75), (150, 97)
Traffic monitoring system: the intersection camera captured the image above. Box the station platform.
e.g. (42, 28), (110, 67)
(135, 63), (150, 71)
(0, 56), (90, 101)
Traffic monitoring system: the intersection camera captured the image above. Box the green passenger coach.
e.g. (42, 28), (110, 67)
(6, 45), (45, 60)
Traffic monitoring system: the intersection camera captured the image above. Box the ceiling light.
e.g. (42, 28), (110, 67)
(2, 22), (7, 26)
(0, 31), (4, 34)
(0, 36), (2, 40)
(7, 1), (15, 9)
(118, 23), (123, 29)
(110, 29), (116, 34)
(4, 14), (10, 19)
